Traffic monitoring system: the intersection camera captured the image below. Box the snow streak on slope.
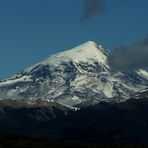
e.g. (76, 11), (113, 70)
(0, 41), (148, 106)
(0, 76), (32, 86)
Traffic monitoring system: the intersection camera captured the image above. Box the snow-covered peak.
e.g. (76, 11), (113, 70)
(1, 40), (148, 107)
(49, 41), (109, 64)
(23, 41), (109, 74)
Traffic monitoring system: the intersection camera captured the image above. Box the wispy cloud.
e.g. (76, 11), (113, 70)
(81, 0), (106, 22)
(0, 90), (25, 100)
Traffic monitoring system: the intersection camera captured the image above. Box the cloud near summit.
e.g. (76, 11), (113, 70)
(109, 37), (148, 71)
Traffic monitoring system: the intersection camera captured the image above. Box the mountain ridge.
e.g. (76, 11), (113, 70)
(0, 41), (148, 106)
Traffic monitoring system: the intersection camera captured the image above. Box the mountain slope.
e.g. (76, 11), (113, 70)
(0, 41), (148, 106)
(1, 97), (148, 143)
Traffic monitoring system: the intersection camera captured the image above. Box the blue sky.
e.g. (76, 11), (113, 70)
(0, 0), (148, 80)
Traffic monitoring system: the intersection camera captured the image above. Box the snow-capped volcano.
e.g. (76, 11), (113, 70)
(0, 41), (148, 106)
